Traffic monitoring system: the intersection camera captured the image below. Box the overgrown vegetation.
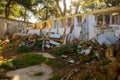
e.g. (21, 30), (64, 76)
(12, 53), (45, 68)
(16, 44), (31, 53)
(0, 53), (65, 73)
(0, 53), (45, 71)
(34, 39), (42, 48)
(52, 43), (77, 55)
(44, 58), (64, 69)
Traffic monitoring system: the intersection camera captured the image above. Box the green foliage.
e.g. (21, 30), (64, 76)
(44, 58), (64, 69)
(34, 40), (42, 48)
(0, 60), (15, 70)
(12, 54), (45, 68)
(51, 74), (61, 80)
(0, 54), (45, 71)
(11, 58), (23, 69)
(53, 44), (77, 55)
(16, 44), (31, 53)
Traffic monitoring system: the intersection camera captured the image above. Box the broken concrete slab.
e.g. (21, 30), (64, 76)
(97, 34), (107, 45)
(49, 34), (61, 38)
(6, 64), (52, 80)
(50, 40), (60, 46)
(46, 44), (51, 48)
(28, 30), (40, 35)
(104, 31), (118, 44)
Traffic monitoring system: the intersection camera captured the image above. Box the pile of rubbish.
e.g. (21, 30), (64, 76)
(51, 39), (120, 80)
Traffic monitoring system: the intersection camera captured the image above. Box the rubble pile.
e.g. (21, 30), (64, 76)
(52, 39), (120, 80)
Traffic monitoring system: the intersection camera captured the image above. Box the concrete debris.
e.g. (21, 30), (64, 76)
(28, 30), (40, 35)
(97, 31), (118, 45)
(50, 40), (60, 46)
(68, 59), (75, 64)
(85, 46), (92, 55)
(97, 34), (109, 45)
(46, 44), (51, 48)
(104, 31), (118, 43)
(49, 34), (61, 38)
(61, 55), (68, 58)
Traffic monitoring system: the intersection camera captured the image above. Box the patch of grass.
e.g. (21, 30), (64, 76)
(44, 58), (64, 69)
(0, 60), (15, 71)
(16, 44), (31, 53)
(50, 74), (61, 80)
(12, 53), (45, 68)
(33, 72), (44, 76)
(0, 53), (45, 71)
(52, 44), (77, 55)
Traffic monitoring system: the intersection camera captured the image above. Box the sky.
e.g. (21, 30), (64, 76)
(29, 0), (71, 23)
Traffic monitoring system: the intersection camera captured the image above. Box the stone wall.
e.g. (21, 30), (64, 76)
(0, 17), (32, 39)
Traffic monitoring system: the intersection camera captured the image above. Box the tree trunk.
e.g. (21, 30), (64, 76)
(63, 0), (66, 16)
(55, 0), (67, 16)
(24, 8), (27, 22)
(5, 1), (11, 18)
(55, 0), (63, 16)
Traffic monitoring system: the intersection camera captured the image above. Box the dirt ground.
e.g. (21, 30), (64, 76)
(1, 49), (24, 59)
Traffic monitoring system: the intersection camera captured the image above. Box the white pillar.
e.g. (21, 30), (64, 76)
(52, 20), (54, 29)
(110, 14), (112, 25)
(87, 14), (95, 40)
(74, 17), (77, 27)
(102, 15), (106, 25)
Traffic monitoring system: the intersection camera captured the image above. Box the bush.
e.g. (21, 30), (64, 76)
(11, 58), (23, 69)
(16, 44), (31, 53)
(53, 44), (78, 55)
(34, 40), (42, 48)
(0, 61), (15, 70)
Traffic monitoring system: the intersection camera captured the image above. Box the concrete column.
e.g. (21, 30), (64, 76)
(52, 20), (54, 29)
(87, 14), (95, 40)
(102, 15), (106, 25)
(110, 14), (112, 25)
(74, 17), (77, 27)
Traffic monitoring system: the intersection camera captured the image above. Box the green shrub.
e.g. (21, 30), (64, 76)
(16, 44), (31, 53)
(53, 44), (78, 55)
(34, 40), (42, 48)
(11, 58), (23, 69)
(0, 61), (15, 70)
